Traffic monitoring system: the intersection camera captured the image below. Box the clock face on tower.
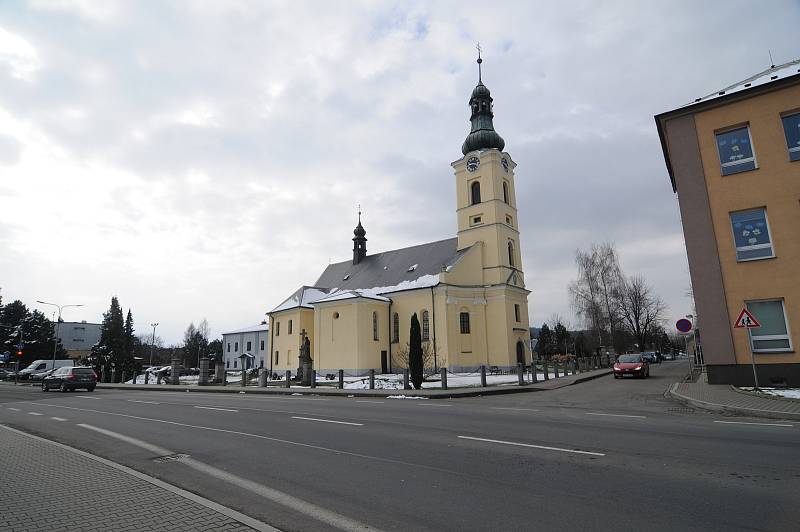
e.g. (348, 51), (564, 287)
(466, 156), (480, 172)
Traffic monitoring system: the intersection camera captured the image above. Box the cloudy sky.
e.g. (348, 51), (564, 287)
(1, 1), (798, 344)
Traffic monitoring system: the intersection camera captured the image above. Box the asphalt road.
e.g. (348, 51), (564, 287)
(1, 361), (799, 532)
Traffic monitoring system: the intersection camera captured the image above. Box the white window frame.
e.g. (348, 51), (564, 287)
(715, 125), (757, 175)
(729, 207), (775, 262)
(746, 299), (793, 353)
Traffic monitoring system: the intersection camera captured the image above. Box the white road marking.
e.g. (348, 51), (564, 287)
(76, 424), (381, 532)
(194, 406), (238, 412)
(291, 416), (363, 426)
(75, 396), (99, 399)
(28, 412), (43, 416)
(7, 407), (20, 411)
(491, 407), (541, 412)
(51, 417), (67, 421)
(713, 420), (793, 427)
(585, 412), (647, 419)
(416, 403), (452, 407)
(128, 400), (161, 404)
(355, 400), (384, 404)
(457, 435), (606, 457)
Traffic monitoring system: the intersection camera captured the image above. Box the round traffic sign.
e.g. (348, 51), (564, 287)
(676, 318), (693, 334)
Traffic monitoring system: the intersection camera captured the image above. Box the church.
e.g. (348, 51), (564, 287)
(267, 56), (531, 376)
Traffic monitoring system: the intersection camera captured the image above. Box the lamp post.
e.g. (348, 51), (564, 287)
(36, 300), (83, 371)
(149, 323), (159, 366)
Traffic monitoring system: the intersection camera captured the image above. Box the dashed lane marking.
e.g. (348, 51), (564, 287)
(194, 406), (238, 412)
(75, 396), (99, 399)
(291, 416), (363, 426)
(28, 412), (43, 416)
(51, 417), (67, 421)
(7, 407), (20, 411)
(355, 400), (385, 404)
(415, 403), (453, 407)
(457, 435), (606, 457)
(585, 412), (647, 419)
(491, 407), (541, 412)
(127, 400), (161, 404)
(713, 420), (793, 427)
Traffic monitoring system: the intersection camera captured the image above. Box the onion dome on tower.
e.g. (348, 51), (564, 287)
(461, 49), (505, 155)
(352, 208), (367, 265)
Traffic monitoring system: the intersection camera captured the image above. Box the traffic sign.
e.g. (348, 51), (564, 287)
(676, 318), (693, 334)
(734, 308), (761, 329)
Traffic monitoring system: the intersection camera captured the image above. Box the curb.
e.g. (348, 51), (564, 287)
(95, 370), (613, 399)
(667, 383), (800, 421)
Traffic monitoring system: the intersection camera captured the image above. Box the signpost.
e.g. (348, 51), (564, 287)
(733, 307), (762, 389)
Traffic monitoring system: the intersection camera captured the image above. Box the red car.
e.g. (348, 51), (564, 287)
(613, 354), (650, 379)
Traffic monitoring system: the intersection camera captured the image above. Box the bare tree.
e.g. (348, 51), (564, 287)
(569, 242), (624, 348)
(569, 249), (604, 345)
(618, 275), (667, 351)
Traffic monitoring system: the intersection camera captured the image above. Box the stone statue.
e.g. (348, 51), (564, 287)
(297, 330), (313, 385)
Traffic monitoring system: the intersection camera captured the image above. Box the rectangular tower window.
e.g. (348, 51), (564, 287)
(471, 215), (482, 226)
(715, 126), (756, 175)
(260, 340), (265, 350)
(781, 112), (800, 161)
(514, 304), (520, 323)
(730, 208), (773, 261)
(459, 312), (471, 334)
(288, 320), (293, 334)
(746, 300), (792, 352)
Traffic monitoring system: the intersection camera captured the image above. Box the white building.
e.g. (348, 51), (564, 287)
(57, 321), (102, 359)
(221, 323), (269, 371)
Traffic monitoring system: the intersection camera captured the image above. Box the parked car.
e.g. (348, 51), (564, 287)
(662, 352), (676, 361)
(613, 354), (650, 379)
(0, 368), (12, 380)
(41, 366), (97, 392)
(16, 359), (75, 380)
(642, 352), (659, 364)
(31, 368), (57, 382)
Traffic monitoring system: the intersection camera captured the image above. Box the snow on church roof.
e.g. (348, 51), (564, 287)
(270, 286), (331, 313)
(222, 323), (269, 335)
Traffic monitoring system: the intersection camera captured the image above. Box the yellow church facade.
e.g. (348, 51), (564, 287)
(268, 59), (531, 376)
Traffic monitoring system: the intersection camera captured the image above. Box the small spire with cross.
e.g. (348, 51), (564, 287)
(476, 42), (483, 82)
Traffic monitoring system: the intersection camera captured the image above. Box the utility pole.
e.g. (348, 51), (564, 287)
(149, 323), (158, 366)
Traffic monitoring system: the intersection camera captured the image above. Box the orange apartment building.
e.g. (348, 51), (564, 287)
(656, 59), (800, 386)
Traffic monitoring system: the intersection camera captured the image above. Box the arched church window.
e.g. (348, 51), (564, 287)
(503, 181), (509, 204)
(471, 181), (481, 205)
(508, 241), (515, 267)
(459, 311), (471, 334)
(373, 312), (379, 341)
(392, 313), (399, 343)
(422, 310), (430, 341)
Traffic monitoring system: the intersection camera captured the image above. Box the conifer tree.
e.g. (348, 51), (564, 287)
(409, 313), (423, 390)
(537, 323), (554, 359)
(92, 296), (126, 379)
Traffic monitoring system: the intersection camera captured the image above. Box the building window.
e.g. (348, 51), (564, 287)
(715, 126), (756, 175)
(459, 312), (471, 334)
(227, 342), (230, 353)
(782, 112), (800, 161)
(471, 215), (482, 226)
(505, 215), (512, 226)
(246, 341), (252, 351)
(746, 300), (792, 352)
(226, 360), (230, 368)
(260, 359), (264, 368)
(503, 181), (509, 204)
(730, 208), (774, 261)
(471, 181), (481, 205)
(514, 304), (520, 323)
(422, 310), (430, 341)
(392, 313), (399, 343)
(234, 359), (237, 369)
(275, 322), (280, 336)
(288, 320), (293, 334)
(260, 340), (265, 351)
(234, 341), (238, 352)
(508, 241), (515, 267)
(275, 351), (279, 365)
(373, 312), (379, 341)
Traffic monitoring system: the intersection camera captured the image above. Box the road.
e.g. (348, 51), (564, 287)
(1, 361), (799, 531)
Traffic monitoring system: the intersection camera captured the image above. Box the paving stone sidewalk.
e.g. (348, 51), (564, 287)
(670, 376), (800, 421)
(0, 425), (274, 532)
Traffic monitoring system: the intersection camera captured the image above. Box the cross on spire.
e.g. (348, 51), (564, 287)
(476, 42), (483, 82)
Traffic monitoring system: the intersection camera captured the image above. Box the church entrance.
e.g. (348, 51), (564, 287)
(381, 351), (388, 374)
(516, 340), (526, 365)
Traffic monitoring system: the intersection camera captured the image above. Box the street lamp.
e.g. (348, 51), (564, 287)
(149, 323), (159, 366)
(36, 300), (83, 371)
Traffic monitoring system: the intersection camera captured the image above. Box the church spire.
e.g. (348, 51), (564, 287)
(352, 205), (367, 265)
(461, 46), (505, 155)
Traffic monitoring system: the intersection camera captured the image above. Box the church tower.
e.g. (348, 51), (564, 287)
(452, 53), (525, 288)
(352, 210), (367, 265)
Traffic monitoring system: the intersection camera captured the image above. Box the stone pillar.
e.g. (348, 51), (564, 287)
(517, 363), (525, 385)
(170, 357), (181, 385)
(403, 369), (410, 390)
(120, 371), (127, 384)
(369, 369), (375, 390)
(144, 371), (149, 384)
(441, 368), (448, 390)
(301, 361), (312, 387)
(258, 368), (267, 387)
(241, 365), (247, 387)
(285, 370), (291, 388)
(216, 361), (225, 385)
(111, 368), (118, 383)
(310, 371), (316, 389)
(199, 357), (210, 386)
(480, 365), (487, 387)
(338, 369), (344, 389)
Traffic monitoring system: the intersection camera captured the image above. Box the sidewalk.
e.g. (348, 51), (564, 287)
(0, 425), (275, 532)
(669, 375), (800, 421)
(95, 367), (613, 399)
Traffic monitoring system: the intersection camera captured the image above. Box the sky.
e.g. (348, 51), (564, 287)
(1, 1), (798, 344)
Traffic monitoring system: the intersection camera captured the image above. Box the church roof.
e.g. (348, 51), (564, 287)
(314, 237), (465, 293)
(222, 323), (269, 335)
(313, 290), (391, 304)
(270, 285), (331, 313)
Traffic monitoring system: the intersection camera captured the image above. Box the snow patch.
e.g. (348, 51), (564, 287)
(386, 395), (428, 399)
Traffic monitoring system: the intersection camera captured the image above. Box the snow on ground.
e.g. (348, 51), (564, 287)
(386, 395), (428, 399)
(740, 387), (800, 400)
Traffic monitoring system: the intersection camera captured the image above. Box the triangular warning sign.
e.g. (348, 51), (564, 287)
(734, 308), (761, 328)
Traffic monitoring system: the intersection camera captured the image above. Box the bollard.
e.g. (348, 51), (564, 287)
(338, 369), (344, 389)
(258, 368), (267, 387)
(480, 365), (487, 387)
(121, 371), (127, 384)
(517, 363), (525, 385)
(144, 371), (149, 384)
(441, 368), (448, 390)
(542, 362), (549, 380)
(403, 369), (410, 390)
(531, 362), (538, 383)
(311, 371), (316, 389)
(369, 369), (375, 390)
(285, 370), (292, 388)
